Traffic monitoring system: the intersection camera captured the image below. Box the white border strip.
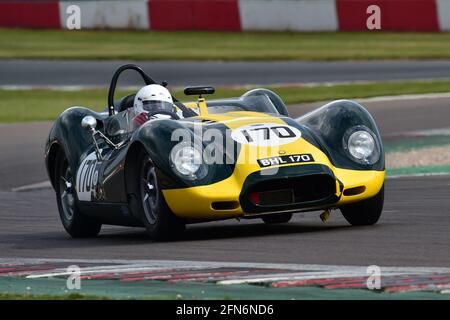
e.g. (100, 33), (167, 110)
(437, 0), (450, 31)
(238, 0), (337, 31)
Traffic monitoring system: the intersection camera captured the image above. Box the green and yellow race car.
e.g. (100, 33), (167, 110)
(45, 64), (384, 240)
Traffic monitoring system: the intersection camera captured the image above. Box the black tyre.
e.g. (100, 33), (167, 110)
(136, 150), (185, 240)
(262, 213), (293, 224)
(54, 150), (102, 238)
(340, 185), (384, 226)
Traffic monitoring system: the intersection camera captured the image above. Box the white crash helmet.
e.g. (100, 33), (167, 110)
(134, 84), (174, 114)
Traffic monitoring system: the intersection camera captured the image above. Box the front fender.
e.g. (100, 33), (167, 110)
(297, 100), (385, 171)
(130, 119), (235, 189)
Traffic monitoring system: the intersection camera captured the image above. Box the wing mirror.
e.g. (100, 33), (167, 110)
(81, 116), (103, 161)
(81, 116), (122, 161)
(81, 116), (97, 133)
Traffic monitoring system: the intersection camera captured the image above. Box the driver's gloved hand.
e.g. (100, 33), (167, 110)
(133, 112), (149, 127)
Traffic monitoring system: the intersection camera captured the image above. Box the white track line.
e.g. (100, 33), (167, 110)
(384, 126), (450, 139)
(387, 172), (450, 179)
(11, 180), (52, 192)
(0, 85), (140, 91)
(3, 257), (450, 273)
(217, 271), (418, 286)
(355, 92), (450, 103)
(3, 77), (450, 91)
(396, 127), (450, 137)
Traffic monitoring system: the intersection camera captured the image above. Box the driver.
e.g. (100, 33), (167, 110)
(132, 84), (180, 127)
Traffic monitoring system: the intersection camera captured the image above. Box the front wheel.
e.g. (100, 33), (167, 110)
(54, 150), (102, 238)
(340, 185), (384, 226)
(136, 150), (185, 240)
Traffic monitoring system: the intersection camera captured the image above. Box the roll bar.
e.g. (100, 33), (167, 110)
(107, 64), (157, 116)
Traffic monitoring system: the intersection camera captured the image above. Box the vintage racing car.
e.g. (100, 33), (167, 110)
(45, 64), (385, 240)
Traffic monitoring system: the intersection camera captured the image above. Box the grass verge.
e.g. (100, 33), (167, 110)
(1, 80), (450, 122)
(0, 293), (108, 300)
(387, 165), (450, 177)
(384, 135), (450, 152)
(0, 277), (447, 300)
(2, 29), (450, 61)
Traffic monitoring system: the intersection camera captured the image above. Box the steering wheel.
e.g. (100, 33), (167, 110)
(146, 110), (180, 120)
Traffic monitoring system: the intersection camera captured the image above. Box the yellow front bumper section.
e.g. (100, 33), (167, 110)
(162, 166), (385, 220)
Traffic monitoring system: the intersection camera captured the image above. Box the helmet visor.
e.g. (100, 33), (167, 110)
(142, 100), (174, 113)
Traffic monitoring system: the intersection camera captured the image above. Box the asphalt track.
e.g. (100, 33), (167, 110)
(0, 95), (449, 267)
(0, 176), (449, 267)
(2, 60), (450, 87)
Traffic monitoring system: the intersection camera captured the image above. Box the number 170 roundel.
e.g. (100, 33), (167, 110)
(231, 123), (302, 146)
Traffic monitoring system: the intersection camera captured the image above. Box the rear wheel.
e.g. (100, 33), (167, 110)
(340, 185), (384, 226)
(136, 150), (185, 240)
(262, 213), (293, 224)
(54, 150), (101, 238)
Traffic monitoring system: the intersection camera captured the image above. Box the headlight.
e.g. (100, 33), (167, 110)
(170, 143), (206, 179)
(344, 127), (380, 164)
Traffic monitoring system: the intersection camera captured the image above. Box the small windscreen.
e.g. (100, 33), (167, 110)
(241, 95), (279, 114)
(206, 94), (279, 115)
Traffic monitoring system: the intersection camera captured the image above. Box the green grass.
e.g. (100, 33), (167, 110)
(387, 165), (450, 176)
(0, 81), (450, 122)
(2, 29), (450, 61)
(384, 135), (450, 152)
(1, 79), (450, 122)
(0, 293), (108, 300)
(1, 276), (448, 300)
